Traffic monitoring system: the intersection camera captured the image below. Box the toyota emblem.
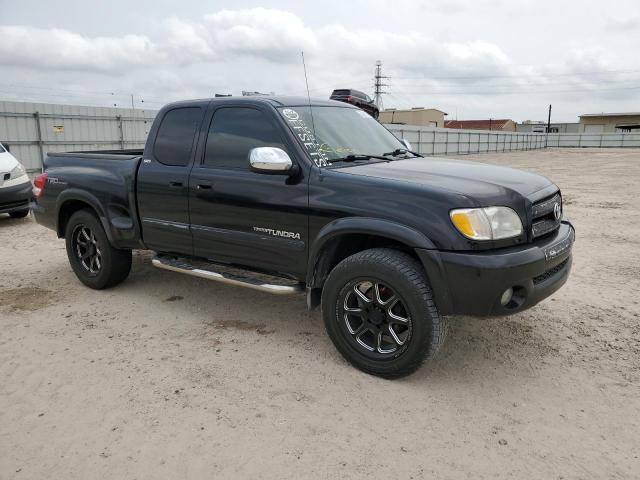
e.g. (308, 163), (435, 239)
(553, 202), (561, 220)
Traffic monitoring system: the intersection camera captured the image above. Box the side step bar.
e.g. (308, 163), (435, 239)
(151, 254), (304, 295)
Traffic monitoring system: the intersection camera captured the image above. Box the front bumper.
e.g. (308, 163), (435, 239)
(417, 221), (575, 316)
(0, 180), (32, 214)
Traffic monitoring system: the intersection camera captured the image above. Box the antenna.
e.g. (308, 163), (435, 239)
(301, 51), (317, 141)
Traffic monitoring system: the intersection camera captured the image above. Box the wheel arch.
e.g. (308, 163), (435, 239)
(307, 218), (436, 291)
(56, 190), (111, 241)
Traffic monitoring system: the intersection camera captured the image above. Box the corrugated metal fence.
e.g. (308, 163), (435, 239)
(2, 101), (639, 171)
(546, 132), (640, 148)
(385, 124), (640, 156)
(385, 125), (546, 155)
(0, 101), (157, 171)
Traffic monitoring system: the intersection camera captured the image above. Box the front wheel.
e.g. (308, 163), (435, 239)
(322, 248), (447, 378)
(65, 209), (132, 289)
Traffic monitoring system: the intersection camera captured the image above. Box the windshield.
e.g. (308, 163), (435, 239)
(278, 106), (404, 167)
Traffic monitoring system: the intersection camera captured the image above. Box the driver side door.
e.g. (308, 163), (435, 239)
(188, 105), (309, 278)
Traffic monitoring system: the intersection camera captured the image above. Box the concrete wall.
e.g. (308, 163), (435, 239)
(379, 109), (446, 128)
(0, 101), (158, 171)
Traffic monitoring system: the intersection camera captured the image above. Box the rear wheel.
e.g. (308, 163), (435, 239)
(322, 248), (447, 378)
(9, 209), (29, 218)
(65, 209), (131, 289)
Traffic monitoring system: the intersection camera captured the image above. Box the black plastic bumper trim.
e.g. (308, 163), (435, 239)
(417, 221), (574, 317)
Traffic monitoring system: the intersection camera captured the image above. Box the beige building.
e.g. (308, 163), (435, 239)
(579, 112), (640, 133)
(379, 107), (447, 128)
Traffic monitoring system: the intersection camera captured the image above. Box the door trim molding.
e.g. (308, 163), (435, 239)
(142, 217), (190, 230)
(191, 224), (305, 252)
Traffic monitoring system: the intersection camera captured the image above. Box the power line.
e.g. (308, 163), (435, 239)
(390, 77), (640, 90)
(391, 84), (640, 96)
(391, 67), (640, 81)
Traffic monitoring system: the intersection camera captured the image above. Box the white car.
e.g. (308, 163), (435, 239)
(0, 143), (32, 218)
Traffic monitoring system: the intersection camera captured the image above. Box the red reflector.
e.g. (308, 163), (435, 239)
(347, 95), (353, 102)
(33, 172), (47, 198)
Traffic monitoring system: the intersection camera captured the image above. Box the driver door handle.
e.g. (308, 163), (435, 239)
(168, 181), (183, 187)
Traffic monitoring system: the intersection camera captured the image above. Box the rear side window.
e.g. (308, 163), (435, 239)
(153, 107), (202, 166)
(203, 107), (285, 169)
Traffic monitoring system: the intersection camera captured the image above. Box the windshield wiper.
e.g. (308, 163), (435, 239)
(382, 148), (423, 158)
(331, 153), (391, 163)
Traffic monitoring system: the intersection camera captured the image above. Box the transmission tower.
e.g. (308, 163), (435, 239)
(373, 60), (390, 110)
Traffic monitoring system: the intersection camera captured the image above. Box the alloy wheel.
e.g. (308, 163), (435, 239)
(339, 280), (412, 357)
(73, 225), (102, 275)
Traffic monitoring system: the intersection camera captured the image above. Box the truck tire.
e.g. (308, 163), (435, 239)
(64, 209), (132, 289)
(9, 209), (29, 218)
(321, 248), (447, 379)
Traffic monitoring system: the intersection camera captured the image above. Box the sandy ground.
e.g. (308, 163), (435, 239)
(1, 147), (639, 479)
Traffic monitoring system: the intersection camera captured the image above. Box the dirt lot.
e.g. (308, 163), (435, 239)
(1, 148), (639, 479)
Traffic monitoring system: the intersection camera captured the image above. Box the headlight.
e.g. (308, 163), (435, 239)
(9, 163), (26, 180)
(450, 206), (523, 240)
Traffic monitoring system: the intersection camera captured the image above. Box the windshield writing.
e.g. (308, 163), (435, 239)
(279, 106), (403, 167)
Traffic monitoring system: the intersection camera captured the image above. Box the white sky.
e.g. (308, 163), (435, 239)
(1, 0), (639, 122)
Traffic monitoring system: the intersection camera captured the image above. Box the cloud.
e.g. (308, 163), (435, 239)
(0, 9), (510, 80)
(2, 6), (638, 121)
(163, 9), (510, 77)
(0, 25), (163, 73)
(604, 15), (640, 32)
(202, 8), (317, 62)
(164, 17), (214, 61)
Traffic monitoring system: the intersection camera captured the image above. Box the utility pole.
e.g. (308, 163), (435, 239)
(546, 104), (552, 147)
(373, 60), (390, 111)
(130, 94), (135, 110)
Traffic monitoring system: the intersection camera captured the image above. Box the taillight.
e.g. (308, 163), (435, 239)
(33, 172), (47, 198)
(346, 95), (353, 103)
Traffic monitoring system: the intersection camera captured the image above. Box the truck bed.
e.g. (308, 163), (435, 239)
(37, 150), (145, 250)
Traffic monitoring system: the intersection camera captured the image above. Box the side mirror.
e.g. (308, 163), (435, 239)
(401, 139), (412, 151)
(249, 147), (296, 175)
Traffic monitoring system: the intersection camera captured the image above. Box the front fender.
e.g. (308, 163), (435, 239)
(307, 217), (437, 285)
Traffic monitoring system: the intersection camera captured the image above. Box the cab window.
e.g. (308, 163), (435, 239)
(153, 107), (202, 166)
(203, 107), (285, 169)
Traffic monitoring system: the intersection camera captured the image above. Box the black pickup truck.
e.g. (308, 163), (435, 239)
(32, 96), (574, 378)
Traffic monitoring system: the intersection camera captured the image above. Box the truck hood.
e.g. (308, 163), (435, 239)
(338, 156), (553, 202)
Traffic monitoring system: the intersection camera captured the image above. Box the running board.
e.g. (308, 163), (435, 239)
(151, 254), (304, 295)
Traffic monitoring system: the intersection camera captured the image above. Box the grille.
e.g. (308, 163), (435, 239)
(531, 192), (562, 239)
(533, 258), (569, 285)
